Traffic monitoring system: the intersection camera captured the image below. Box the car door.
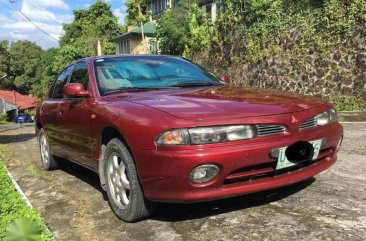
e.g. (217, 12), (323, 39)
(41, 64), (74, 154)
(56, 61), (95, 169)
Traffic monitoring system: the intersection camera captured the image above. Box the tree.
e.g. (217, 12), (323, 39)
(125, 0), (147, 27)
(7, 41), (42, 94)
(56, 0), (124, 70)
(156, 0), (210, 56)
(33, 48), (59, 97)
(125, 0), (148, 51)
(0, 40), (13, 90)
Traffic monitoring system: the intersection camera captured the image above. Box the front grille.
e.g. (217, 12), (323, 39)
(257, 125), (286, 137)
(300, 117), (317, 130)
(223, 147), (333, 185)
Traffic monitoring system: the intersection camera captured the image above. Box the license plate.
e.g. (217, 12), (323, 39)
(276, 139), (322, 170)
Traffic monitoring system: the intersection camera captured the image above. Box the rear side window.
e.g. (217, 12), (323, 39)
(69, 61), (89, 90)
(51, 64), (74, 99)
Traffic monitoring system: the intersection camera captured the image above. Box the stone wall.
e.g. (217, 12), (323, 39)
(194, 27), (366, 100)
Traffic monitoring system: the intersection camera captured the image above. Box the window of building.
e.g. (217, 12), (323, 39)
(205, 3), (212, 18)
(148, 0), (169, 19)
(119, 40), (131, 54)
(148, 39), (159, 54)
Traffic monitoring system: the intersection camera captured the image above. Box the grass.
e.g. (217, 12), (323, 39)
(0, 145), (54, 240)
(325, 95), (366, 111)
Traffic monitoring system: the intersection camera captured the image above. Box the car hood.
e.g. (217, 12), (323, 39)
(122, 86), (325, 121)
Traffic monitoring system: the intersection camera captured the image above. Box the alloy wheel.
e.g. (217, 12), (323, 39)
(40, 134), (49, 166)
(107, 154), (130, 209)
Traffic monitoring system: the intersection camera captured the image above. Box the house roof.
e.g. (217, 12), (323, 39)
(111, 22), (156, 42)
(0, 89), (37, 110)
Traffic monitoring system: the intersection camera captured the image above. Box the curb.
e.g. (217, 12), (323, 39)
(338, 111), (366, 122)
(4, 164), (54, 239)
(5, 165), (33, 208)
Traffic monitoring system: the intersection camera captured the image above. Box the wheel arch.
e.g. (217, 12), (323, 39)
(98, 126), (135, 191)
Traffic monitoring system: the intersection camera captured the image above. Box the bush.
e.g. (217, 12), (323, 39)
(328, 95), (366, 111)
(0, 113), (8, 124)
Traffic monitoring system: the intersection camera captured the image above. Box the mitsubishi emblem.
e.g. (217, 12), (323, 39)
(292, 115), (298, 123)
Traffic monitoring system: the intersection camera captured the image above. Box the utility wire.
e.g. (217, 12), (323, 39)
(8, 0), (63, 26)
(0, 0), (59, 42)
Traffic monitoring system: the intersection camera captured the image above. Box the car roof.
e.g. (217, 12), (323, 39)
(78, 54), (183, 63)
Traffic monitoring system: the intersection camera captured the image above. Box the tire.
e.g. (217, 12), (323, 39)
(103, 138), (155, 222)
(38, 128), (58, 170)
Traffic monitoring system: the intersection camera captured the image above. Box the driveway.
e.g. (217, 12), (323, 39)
(1, 123), (365, 241)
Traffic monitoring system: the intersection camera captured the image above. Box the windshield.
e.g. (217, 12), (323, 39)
(94, 56), (222, 95)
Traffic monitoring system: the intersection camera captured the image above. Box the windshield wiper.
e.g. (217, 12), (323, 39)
(170, 82), (221, 88)
(104, 86), (174, 95)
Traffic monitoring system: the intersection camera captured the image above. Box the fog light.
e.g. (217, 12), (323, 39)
(189, 165), (219, 184)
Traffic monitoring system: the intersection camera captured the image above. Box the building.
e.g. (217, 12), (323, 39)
(112, 0), (218, 55)
(200, 0), (218, 22)
(147, 0), (179, 21)
(0, 89), (37, 120)
(112, 22), (158, 54)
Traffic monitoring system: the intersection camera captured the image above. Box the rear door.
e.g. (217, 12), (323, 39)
(41, 64), (74, 154)
(56, 61), (95, 169)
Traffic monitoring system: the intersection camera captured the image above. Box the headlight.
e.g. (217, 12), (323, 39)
(316, 108), (338, 126)
(156, 125), (257, 146)
(189, 125), (257, 144)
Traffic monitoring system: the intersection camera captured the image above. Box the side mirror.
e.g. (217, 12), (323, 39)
(63, 83), (89, 98)
(220, 74), (231, 84)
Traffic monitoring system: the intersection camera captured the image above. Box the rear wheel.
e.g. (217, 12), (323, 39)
(104, 138), (155, 222)
(38, 128), (58, 170)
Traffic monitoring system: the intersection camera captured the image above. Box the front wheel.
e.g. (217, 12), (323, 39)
(38, 128), (58, 170)
(104, 138), (155, 222)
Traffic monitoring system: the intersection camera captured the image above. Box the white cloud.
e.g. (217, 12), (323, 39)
(113, 8), (125, 25)
(23, 0), (69, 10)
(0, 0), (72, 49)
(20, 0), (71, 23)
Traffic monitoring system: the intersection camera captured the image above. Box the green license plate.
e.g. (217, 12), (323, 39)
(276, 139), (322, 170)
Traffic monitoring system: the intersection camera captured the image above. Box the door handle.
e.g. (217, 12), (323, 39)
(59, 107), (70, 115)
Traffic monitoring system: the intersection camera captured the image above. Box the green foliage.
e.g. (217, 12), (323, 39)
(53, 45), (83, 72)
(0, 113), (7, 124)
(156, 0), (190, 55)
(0, 40), (13, 90)
(33, 48), (59, 98)
(125, 0), (147, 26)
(4, 41), (42, 94)
(0, 152), (53, 240)
(327, 95), (366, 111)
(56, 0), (124, 70)
(0, 41), (58, 97)
(156, 0), (211, 56)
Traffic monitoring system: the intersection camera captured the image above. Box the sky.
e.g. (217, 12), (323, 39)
(0, 0), (127, 49)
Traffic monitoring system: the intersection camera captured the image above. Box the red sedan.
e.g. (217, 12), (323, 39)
(35, 55), (343, 222)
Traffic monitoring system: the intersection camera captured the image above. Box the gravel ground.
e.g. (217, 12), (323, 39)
(1, 123), (365, 241)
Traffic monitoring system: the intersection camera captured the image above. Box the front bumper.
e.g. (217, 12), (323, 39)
(134, 123), (343, 203)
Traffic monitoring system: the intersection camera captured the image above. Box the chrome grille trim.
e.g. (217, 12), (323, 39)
(257, 125), (286, 137)
(300, 117), (317, 130)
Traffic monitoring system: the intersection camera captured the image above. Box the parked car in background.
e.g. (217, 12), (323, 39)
(14, 113), (31, 123)
(35, 55), (343, 222)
